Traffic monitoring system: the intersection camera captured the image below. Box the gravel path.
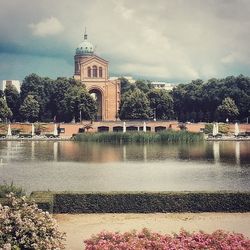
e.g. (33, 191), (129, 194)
(54, 212), (250, 250)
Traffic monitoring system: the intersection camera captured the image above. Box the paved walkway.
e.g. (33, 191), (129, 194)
(54, 212), (250, 250)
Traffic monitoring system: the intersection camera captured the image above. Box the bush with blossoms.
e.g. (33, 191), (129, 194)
(84, 228), (250, 250)
(0, 193), (65, 250)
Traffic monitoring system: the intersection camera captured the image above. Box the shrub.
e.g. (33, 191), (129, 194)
(52, 192), (250, 213)
(84, 228), (250, 250)
(0, 182), (25, 198)
(0, 193), (65, 249)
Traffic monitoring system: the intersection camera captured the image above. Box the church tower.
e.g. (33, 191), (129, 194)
(74, 31), (120, 121)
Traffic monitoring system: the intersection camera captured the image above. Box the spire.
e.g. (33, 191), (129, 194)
(84, 27), (87, 40)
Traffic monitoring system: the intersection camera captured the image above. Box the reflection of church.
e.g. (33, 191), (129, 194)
(74, 32), (120, 121)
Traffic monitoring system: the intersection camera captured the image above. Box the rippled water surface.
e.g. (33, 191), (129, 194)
(0, 141), (249, 193)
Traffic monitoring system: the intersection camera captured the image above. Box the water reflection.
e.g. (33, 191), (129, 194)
(235, 142), (240, 166)
(0, 141), (250, 193)
(213, 142), (220, 164)
(0, 141), (250, 165)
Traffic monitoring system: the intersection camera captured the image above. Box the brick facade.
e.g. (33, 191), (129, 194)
(74, 38), (120, 121)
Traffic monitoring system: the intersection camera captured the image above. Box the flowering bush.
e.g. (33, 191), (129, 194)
(84, 228), (250, 250)
(0, 193), (65, 250)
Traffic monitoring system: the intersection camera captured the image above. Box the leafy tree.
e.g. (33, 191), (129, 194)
(216, 97), (239, 122)
(0, 90), (4, 98)
(0, 98), (12, 122)
(147, 89), (174, 120)
(19, 95), (40, 122)
(135, 80), (152, 93)
(64, 83), (97, 122)
(4, 83), (21, 121)
(119, 77), (134, 94)
(21, 74), (52, 121)
(119, 88), (152, 119)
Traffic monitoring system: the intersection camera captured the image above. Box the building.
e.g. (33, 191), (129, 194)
(151, 81), (175, 91)
(74, 32), (120, 121)
(1, 80), (21, 93)
(109, 76), (136, 84)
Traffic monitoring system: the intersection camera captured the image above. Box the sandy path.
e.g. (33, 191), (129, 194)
(54, 213), (250, 250)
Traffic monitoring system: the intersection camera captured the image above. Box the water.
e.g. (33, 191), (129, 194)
(0, 141), (249, 193)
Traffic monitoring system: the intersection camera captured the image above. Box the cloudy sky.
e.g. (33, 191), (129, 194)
(1, 0), (250, 83)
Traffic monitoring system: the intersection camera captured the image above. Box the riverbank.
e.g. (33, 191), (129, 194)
(54, 212), (250, 250)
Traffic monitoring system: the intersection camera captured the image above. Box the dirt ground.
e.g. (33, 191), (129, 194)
(54, 212), (250, 250)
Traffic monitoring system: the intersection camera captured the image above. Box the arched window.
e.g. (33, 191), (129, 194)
(99, 67), (103, 78)
(93, 65), (97, 77)
(87, 67), (91, 77)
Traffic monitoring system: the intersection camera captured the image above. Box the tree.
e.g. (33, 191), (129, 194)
(64, 84), (97, 122)
(119, 77), (134, 94)
(19, 95), (40, 122)
(147, 89), (174, 120)
(0, 98), (12, 122)
(4, 83), (21, 121)
(21, 74), (52, 121)
(119, 88), (152, 119)
(135, 80), (152, 93)
(216, 97), (239, 122)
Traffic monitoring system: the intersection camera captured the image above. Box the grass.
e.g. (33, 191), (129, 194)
(74, 131), (203, 144)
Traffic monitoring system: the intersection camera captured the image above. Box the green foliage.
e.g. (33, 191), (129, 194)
(51, 191), (250, 213)
(135, 80), (152, 93)
(19, 95), (40, 122)
(18, 74), (97, 123)
(217, 97), (239, 121)
(172, 75), (250, 122)
(4, 83), (21, 121)
(204, 123), (213, 134)
(119, 77), (135, 94)
(0, 182), (25, 198)
(218, 123), (230, 134)
(64, 83), (97, 122)
(119, 88), (152, 119)
(0, 98), (12, 121)
(147, 89), (174, 120)
(74, 131), (203, 144)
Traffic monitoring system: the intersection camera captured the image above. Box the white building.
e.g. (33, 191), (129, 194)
(151, 81), (175, 91)
(109, 76), (136, 84)
(1, 80), (21, 93)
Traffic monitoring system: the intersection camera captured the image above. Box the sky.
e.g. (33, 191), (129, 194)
(0, 0), (250, 83)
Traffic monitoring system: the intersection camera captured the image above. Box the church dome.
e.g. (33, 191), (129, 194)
(76, 32), (94, 55)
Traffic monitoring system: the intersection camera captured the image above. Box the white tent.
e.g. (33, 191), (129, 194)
(123, 122), (126, 133)
(143, 122), (146, 132)
(234, 122), (239, 136)
(7, 124), (12, 137)
(53, 124), (58, 136)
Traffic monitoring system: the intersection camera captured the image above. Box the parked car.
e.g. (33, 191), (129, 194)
(0, 134), (6, 139)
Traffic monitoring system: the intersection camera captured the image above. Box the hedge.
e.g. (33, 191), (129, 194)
(26, 191), (250, 213)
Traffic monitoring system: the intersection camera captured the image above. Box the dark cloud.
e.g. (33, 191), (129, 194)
(1, 0), (250, 82)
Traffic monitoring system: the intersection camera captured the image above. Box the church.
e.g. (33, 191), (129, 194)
(74, 32), (120, 121)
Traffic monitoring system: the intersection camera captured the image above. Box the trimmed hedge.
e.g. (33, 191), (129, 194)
(49, 191), (250, 213)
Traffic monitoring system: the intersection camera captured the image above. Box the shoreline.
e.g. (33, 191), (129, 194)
(54, 212), (250, 250)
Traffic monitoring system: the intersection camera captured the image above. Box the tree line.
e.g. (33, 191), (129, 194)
(0, 74), (97, 123)
(0, 74), (249, 123)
